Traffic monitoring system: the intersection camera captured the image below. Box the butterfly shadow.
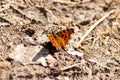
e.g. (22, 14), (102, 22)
(32, 42), (58, 61)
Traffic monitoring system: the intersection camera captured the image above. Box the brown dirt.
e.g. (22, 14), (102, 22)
(0, 0), (120, 80)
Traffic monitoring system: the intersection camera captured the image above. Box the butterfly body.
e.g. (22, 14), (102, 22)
(48, 28), (74, 50)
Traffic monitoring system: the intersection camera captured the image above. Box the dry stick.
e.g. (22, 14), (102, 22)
(76, 10), (115, 48)
(61, 62), (81, 71)
(54, 0), (77, 5)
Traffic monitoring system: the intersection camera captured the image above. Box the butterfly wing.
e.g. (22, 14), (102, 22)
(48, 28), (74, 50)
(57, 28), (74, 44)
(48, 34), (61, 50)
(57, 28), (74, 49)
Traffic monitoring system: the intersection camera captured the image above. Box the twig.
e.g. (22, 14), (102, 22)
(54, 0), (77, 5)
(60, 62), (81, 71)
(90, 36), (99, 49)
(10, 5), (30, 19)
(76, 10), (115, 48)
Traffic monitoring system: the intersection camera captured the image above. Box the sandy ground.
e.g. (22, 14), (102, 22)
(0, 0), (120, 80)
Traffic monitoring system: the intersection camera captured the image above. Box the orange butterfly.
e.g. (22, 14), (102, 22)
(48, 28), (74, 50)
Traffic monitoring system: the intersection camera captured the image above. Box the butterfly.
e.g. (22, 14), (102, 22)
(48, 28), (74, 51)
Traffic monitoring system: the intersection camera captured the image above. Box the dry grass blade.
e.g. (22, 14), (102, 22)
(76, 10), (115, 48)
(60, 62), (81, 71)
(54, 0), (77, 5)
(90, 36), (99, 49)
